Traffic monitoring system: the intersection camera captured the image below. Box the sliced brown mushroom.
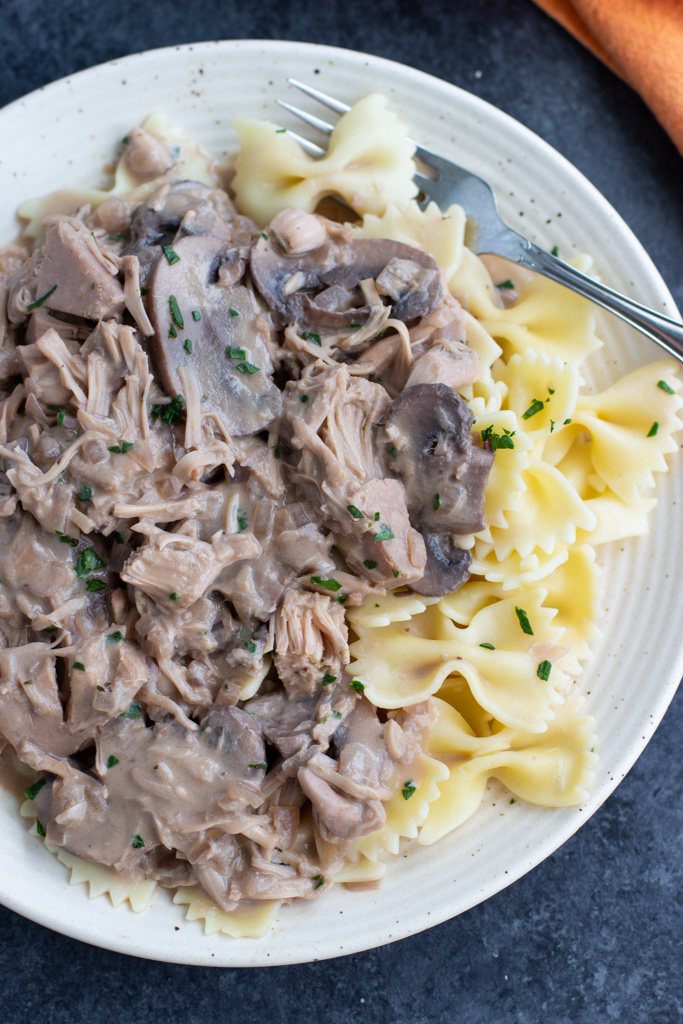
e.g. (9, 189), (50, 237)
(146, 233), (281, 436)
(380, 382), (494, 594)
(249, 221), (442, 333)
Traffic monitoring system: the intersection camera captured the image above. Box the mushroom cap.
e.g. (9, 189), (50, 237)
(249, 228), (441, 332)
(147, 233), (281, 436)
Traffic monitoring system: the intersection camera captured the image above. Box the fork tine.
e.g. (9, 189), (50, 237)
(287, 77), (351, 115)
(284, 130), (326, 157)
(276, 100), (335, 136)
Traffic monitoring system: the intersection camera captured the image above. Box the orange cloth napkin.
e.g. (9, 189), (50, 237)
(533, 0), (683, 155)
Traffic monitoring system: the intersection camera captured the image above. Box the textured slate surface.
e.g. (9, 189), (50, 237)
(0, 1), (681, 1021)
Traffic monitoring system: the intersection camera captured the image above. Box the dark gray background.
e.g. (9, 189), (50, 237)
(0, 1), (681, 1022)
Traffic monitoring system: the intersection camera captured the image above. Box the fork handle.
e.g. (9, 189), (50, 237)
(516, 242), (683, 364)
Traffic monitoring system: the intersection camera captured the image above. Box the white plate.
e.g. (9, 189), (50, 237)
(0, 40), (681, 967)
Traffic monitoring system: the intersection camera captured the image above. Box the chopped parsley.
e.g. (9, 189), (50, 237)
(564, 418), (572, 425)
(537, 660), (552, 681)
(322, 672), (337, 686)
(514, 606), (534, 635)
(301, 331), (322, 347)
(236, 509), (249, 532)
(47, 404), (66, 427)
(72, 662), (86, 671)
(347, 505), (364, 519)
(169, 294), (184, 329)
(168, 324), (177, 339)
(169, 592), (180, 602)
(496, 279), (515, 290)
(349, 679), (365, 693)
(24, 778), (46, 801)
(337, 595), (348, 604)
(401, 780), (417, 800)
(312, 874), (325, 890)
(385, 443), (398, 459)
(131, 835), (145, 849)
(120, 702), (142, 719)
(235, 361), (260, 375)
(374, 523), (394, 541)
(551, 245), (559, 257)
(260, 231), (268, 240)
(154, 394), (185, 425)
(647, 422), (659, 437)
(96, 685), (105, 692)
(363, 559), (378, 570)
(86, 579), (106, 593)
(272, 444), (281, 459)
(27, 284), (57, 312)
(521, 398), (545, 420)
(374, 512), (380, 521)
(36, 820), (46, 838)
(479, 643), (495, 650)
(56, 532), (78, 546)
(113, 531), (125, 544)
(480, 425), (516, 450)
(657, 379), (675, 394)
(106, 755), (119, 768)
(392, 569), (400, 578)
(433, 493), (441, 510)
(300, 394), (309, 403)
(248, 762), (268, 770)
(162, 245), (181, 265)
(332, 710), (342, 719)
(78, 484), (93, 502)
(107, 631), (125, 643)
(229, 308), (240, 317)
(183, 338), (193, 355)
(310, 575), (342, 592)
(74, 548), (106, 579)
(243, 638), (257, 655)
(191, 310), (202, 321)
(227, 345), (247, 360)
(107, 440), (134, 454)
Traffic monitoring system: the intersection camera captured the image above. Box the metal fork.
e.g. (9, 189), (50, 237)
(278, 79), (683, 364)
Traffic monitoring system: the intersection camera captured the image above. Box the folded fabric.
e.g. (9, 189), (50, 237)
(534, 0), (683, 155)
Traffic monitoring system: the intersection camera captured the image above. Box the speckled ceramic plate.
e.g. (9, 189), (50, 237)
(0, 40), (681, 967)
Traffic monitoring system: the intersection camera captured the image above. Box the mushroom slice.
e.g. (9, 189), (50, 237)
(412, 533), (472, 597)
(381, 383), (494, 595)
(147, 233), (282, 436)
(249, 224), (442, 332)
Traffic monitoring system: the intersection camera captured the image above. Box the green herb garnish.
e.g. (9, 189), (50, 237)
(322, 672), (336, 686)
(433, 494), (441, 510)
(363, 559), (378, 570)
(385, 443), (398, 459)
(24, 778), (46, 801)
(347, 505), (364, 519)
(481, 425), (515, 450)
(120, 702), (142, 719)
(86, 579), (106, 593)
(169, 295), (184, 328)
(401, 780), (417, 800)
(47, 404), (66, 427)
(235, 361), (260, 375)
(36, 820), (46, 838)
(515, 606), (534, 635)
(392, 569), (400, 578)
(496, 279), (515, 290)
(131, 835), (145, 849)
(191, 310), (201, 321)
(183, 339), (193, 355)
(310, 576), (342, 592)
(243, 638), (257, 654)
(106, 755), (119, 768)
(229, 308), (240, 317)
(551, 245), (559, 257)
(107, 631), (125, 643)
(312, 874), (325, 890)
(300, 394), (309, 403)
(227, 345), (247, 360)
(78, 484), (93, 502)
(647, 422), (659, 437)
(74, 548), (106, 579)
(236, 509), (249, 532)
(113, 531), (125, 544)
(349, 679), (365, 693)
(72, 662), (86, 671)
(169, 592), (180, 601)
(374, 523), (394, 541)
(27, 284), (57, 312)
(249, 762), (268, 770)
(479, 643), (495, 650)
(657, 379), (675, 394)
(521, 399), (545, 420)
(537, 660), (552, 681)
(332, 710), (342, 719)
(162, 245), (180, 265)
(301, 331), (322, 347)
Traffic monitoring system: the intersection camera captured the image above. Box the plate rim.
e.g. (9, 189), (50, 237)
(0, 36), (681, 966)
